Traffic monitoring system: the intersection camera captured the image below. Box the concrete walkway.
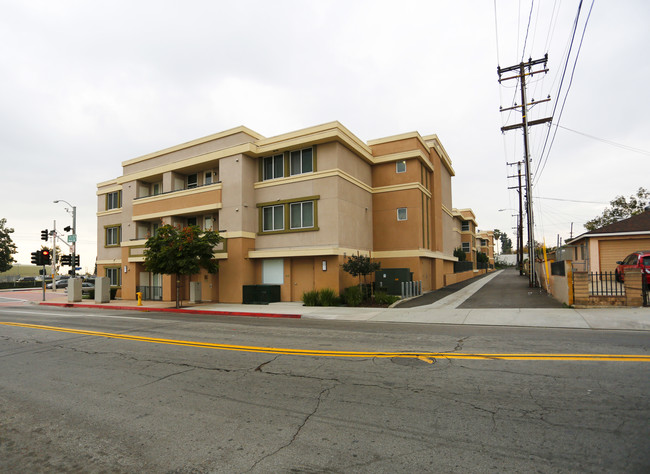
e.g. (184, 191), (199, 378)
(2, 271), (648, 331)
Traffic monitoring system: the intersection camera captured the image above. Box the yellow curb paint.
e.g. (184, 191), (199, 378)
(2, 321), (650, 362)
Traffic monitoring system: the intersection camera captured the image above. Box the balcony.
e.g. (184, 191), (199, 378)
(132, 182), (222, 221)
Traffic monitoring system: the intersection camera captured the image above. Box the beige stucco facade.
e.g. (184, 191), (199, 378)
(96, 121), (489, 303)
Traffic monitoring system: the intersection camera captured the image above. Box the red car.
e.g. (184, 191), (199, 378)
(615, 251), (650, 284)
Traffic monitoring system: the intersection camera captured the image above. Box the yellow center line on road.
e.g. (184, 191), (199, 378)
(2, 321), (650, 362)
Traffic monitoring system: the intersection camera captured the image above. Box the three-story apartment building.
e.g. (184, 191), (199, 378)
(97, 122), (460, 303)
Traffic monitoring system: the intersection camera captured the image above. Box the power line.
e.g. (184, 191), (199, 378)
(535, 0), (594, 184)
(556, 124), (650, 156)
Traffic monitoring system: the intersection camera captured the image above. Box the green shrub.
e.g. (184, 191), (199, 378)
(318, 288), (338, 306)
(302, 290), (320, 306)
(374, 291), (400, 306)
(342, 286), (363, 307)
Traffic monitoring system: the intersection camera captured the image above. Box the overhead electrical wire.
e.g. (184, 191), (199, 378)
(555, 124), (650, 156)
(534, 0), (594, 185)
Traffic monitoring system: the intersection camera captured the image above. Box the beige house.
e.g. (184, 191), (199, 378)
(565, 209), (650, 272)
(97, 121), (485, 303)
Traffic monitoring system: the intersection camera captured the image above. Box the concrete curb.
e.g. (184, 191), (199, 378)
(39, 302), (302, 319)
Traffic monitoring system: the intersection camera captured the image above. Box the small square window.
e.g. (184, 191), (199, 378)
(263, 154), (284, 180)
(396, 161), (406, 173)
(187, 173), (198, 189)
(397, 208), (407, 221)
(462, 242), (471, 252)
(290, 148), (313, 176)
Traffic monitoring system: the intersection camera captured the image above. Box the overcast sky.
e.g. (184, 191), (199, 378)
(1, 0), (648, 269)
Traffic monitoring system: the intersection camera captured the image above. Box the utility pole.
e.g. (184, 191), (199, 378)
(498, 55), (552, 287)
(507, 161), (525, 276)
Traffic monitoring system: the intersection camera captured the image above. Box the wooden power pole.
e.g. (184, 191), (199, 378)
(498, 55), (552, 287)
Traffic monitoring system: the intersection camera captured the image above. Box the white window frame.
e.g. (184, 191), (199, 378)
(106, 191), (121, 210)
(262, 205), (284, 232)
(290, 201), (314, 229)
(187, 173), (198, 189)
(204, 171), (213, 185)
(106, 267), (121, 286)
(289, 148), (313, 176)
(396, 160), (406, 173)
(397, 207), (408, 221)
(106, 226), (120, 246)
(263, 154), (284, 180)
(152, 182), (162, 195)
(204, 215), (213, 231)
(461, 221), (470, 231)
(462, 242), (471, 253)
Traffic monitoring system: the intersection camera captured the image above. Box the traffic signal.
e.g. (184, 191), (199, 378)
(74, 255), (80, 266)
(31, 251), (39, 265)
(40, 249), (51, 265)
(63, 226), (71, 232)
(41, 229), (49, 241)
(60, 254), (71, 266)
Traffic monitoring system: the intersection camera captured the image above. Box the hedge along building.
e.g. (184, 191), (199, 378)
(96, 121), (460, 303)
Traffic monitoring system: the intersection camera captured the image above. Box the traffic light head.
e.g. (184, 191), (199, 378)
(41, 229), (49, 241)
(40, 249), (51, 265)
(63, 226), (71, 232)
(31, 251), (39, 265)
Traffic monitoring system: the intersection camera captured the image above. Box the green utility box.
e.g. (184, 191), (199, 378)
(242, 285), (281, 304)
(374, 268), (413, 295)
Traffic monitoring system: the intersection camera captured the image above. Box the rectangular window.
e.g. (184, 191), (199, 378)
(152, 182), (162, 195)
(461, 221), (470, 231)
(290, 148), (313, 176)
(204, 216), (213, 231)
(187, 217), (197, 227)
(397, 207), (408, 221)
(187, 173), (198, 189)
(106, 226), (120, 246)
(263, 154), (284, 180)
(106, 267), (121, 286)
(290, 201), (314, 229)
(462, 242), (471, 252)
(396, 160), (406, 173)
(263, 205), (284, 232)
(106, 191), (121, 210)
(204, 171), (213, 185)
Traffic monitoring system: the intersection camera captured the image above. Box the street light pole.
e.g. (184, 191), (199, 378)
(54, 200), (77, 277)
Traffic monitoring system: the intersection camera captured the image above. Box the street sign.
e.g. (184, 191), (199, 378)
(67, 234), (77, 243)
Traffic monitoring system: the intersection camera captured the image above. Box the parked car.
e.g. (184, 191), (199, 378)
(615, 250), (650, 284)
(65, 282), (95, 293)
(46, 279), (69, 289)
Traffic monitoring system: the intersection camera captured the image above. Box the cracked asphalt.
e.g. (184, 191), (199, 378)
(1, 305), (649, 473)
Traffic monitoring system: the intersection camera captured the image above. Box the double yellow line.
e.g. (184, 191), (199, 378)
(2, 321), (649, 362)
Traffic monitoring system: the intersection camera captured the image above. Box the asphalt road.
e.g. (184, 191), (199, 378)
(1, 305), (649, 473)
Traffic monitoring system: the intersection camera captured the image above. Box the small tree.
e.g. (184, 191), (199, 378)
(453, 247), (466, 261)
(144, 224), (223, 308)
(0, 218), (17, 273)
(342, 254), (380, 289)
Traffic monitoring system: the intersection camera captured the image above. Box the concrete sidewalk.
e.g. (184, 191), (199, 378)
(20, 285), (649, 332)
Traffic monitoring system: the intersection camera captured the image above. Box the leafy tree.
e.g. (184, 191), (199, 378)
(585, 187), (649, 231)
(0, 218), (17, 272)
(144, 224), (223, 308)
(477, 252), (489, 264)
(500, 233), (513, 254)
(342, 254), (380, 287)
(493, 229), (502, 253)
(453, 247), (466, 261)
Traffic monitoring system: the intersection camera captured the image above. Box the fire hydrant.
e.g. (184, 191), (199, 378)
(136, 292), (142, 306)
